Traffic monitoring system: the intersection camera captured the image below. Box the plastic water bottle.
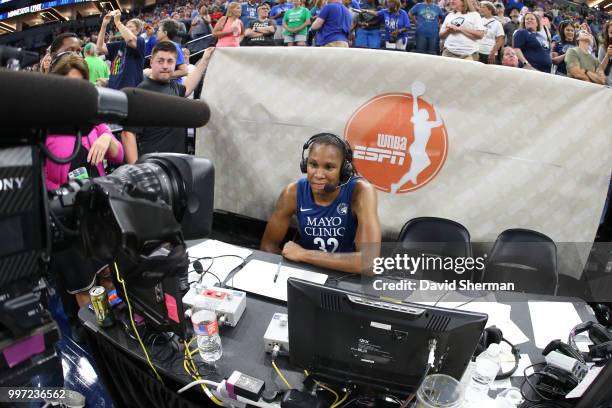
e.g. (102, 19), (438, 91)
(465, 343), (501, 403)
(191, 308), (223, 364)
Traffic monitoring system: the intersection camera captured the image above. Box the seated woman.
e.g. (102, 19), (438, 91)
(261, 134), (381, 274)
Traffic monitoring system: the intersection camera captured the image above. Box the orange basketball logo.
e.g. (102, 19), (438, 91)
(344, 82), (448, 194)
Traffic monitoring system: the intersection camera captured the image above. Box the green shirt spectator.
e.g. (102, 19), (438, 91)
(283, 5), (311, 36)
(83, 43), (110, 86)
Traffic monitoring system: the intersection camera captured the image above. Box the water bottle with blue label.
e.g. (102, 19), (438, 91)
(191, 307), (222, 364)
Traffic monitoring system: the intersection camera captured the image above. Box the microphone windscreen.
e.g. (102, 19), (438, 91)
(0, 68), (99, 127)
(193, 260), (204, 273)
(121, 87), (211, 128)
(324, 183), (337, 193)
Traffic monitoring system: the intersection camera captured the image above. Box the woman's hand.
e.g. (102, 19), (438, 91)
(488, 52), (496, 64)
(87, 133), (112, 166)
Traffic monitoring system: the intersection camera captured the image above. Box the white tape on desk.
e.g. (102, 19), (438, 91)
(528, 302), (582, 349)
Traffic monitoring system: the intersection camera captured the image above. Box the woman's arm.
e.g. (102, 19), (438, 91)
(212, 17), (233, 38)
(261, 184), (297, 254)
(513, 47), (535, 69)
(458, 25), (484, 40)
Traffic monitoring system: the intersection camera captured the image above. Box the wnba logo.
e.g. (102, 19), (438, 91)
(344, 81), (448, 194)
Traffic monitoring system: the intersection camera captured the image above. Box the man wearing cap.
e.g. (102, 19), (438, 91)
(503, 7), (520, 47)
(83, 43), (109, 86)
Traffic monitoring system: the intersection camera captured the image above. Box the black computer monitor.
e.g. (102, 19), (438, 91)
(287, 278), (488, 396)
(574, 359), (612, 408)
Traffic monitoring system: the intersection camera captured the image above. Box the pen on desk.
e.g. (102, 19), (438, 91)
(273, 260), (282, 283)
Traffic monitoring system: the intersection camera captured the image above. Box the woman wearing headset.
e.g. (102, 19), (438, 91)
(261, 133), (381, 274)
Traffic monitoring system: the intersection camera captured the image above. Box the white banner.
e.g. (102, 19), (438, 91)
(197, 47), (612, 244)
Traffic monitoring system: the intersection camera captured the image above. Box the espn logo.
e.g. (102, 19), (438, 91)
(353, 134), (407, 166)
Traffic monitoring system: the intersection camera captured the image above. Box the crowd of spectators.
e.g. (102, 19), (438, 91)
(21, 0), (610, 85)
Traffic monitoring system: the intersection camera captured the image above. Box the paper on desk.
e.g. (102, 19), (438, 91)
(565, 365), (602, 399)
(187, 240), (253, 286)
(425, 301), (529, 344)
(229, 259), (328, 301)
(458, 302), (530, 345)
(528, 302), (582, 349)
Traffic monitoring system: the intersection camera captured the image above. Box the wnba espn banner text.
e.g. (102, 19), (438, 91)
(197, 47), (612, 244)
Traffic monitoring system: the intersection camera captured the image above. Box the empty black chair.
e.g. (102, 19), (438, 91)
(483, 229), (557, 295)
(395, 217), (473, 282)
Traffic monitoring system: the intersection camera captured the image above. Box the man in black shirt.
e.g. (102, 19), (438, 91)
(122, 41), (215, 163)
(244, 4), (277, 46)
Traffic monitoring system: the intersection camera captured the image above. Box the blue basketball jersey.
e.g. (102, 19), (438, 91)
(296, 177), (359, 253)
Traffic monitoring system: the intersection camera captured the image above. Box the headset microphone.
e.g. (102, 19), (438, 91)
(323, 177), (354, 193)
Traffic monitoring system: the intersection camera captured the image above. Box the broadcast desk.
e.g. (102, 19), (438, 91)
(79, 241), (596, 407)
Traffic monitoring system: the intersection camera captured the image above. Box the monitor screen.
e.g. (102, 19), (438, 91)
(287, 278), (488, 396)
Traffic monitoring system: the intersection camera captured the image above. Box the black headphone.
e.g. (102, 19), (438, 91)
(543, 339), (586, 364)
(300, 133), (354, 184)
(531, 364), (581, 400)
(49, 50), (81, 73)
(475, 326), (520, 380)
(568, 321), (612, 364)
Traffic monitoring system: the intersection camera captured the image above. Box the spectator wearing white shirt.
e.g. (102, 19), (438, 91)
(477, 1), (504, 64)
(439, 0), (484, 60)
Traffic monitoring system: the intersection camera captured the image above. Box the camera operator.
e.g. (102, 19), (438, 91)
(39, 32), (82, 74)
(45, 51), (123, 338)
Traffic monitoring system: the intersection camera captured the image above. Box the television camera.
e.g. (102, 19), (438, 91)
(0, 46), (213, 386)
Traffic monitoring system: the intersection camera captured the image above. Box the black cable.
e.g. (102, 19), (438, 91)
(520, 363), (554, 404)
(452, 292), (488, 309)
(189, 254), (246, 263)
(433, 290), (451, 307)
(39, 129), (83, 164)
(326, 273), (360, 284)
(146, 333), (179, 365)
(48, 207), (80, 236)
(189, 255), (246, 286)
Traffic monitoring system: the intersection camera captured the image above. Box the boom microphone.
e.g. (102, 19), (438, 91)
(0, 68), (100, 127)
(0, 69), (211, 128)
(121, 87), (211, 128)
(323, 177), (355, 193)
